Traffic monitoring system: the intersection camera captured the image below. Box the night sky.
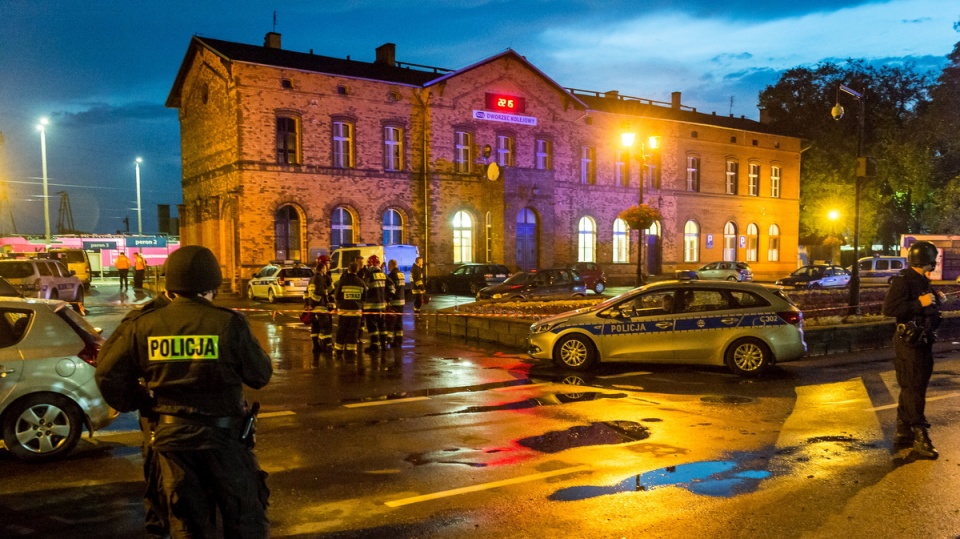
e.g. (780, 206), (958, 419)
(0, 0), (955, 235)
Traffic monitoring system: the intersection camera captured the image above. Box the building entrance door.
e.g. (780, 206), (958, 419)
(516, 208), (538, 271)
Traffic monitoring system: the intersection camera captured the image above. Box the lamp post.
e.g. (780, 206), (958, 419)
(36, 118), (51, 244)
(831, 84), (869, 316)
(620, 132), (661, 286)
(135, 157), (143, 235)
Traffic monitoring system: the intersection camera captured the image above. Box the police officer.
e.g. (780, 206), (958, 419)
(95, 246), (272, 537)
(334, 261), (367, 361)
(385, 259), (406, 347)
(411, 256), (427, 313)
(305, 255), (335, 353)
(882, 240), (945, 459)
(363, 254), (388, 351)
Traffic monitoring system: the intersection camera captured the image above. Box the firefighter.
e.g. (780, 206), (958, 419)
(411, 256), (427, 313)
(362, 254), (388, 351)
(334, 261), (367, 361)
(305, 255), (334, 353)
(385, 259), (406, 347)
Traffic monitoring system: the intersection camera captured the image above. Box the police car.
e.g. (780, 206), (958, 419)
(527, 280), (806, 377)
(247, 261), (313, 303)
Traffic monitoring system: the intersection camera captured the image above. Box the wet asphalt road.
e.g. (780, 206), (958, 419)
(3, 280), (960, 538)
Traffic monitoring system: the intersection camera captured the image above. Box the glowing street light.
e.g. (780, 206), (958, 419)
(135, 157), (143, 235)
(37, 118), (51, 244)
(620, 131), (662, 286)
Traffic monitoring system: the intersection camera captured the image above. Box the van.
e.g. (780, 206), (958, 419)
(328, 244), (419, 289)
(854, 255), (907, 285)
(48, 248), (92, 290)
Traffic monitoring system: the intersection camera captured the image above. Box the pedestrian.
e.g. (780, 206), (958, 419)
(305, 255), (335, 353)
(133, 252), (148, 289)
(411, 256), (427, 313)
(385, 259), (406, 347)
(115, 252), (131, 290)
(334, 261), (367, 361)
(95, 245), (272, 537)
(362, 254), (388, 352)
(882, 240), (945, 460)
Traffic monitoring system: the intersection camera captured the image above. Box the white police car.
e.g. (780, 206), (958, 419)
(527, 280), (806, 376)
(247, 261), (313, 303)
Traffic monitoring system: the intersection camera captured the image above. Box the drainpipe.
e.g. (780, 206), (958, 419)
(416, 88), (429, 268)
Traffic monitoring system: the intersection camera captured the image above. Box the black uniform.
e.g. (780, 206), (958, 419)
(305, 269), (334, 352)
(334, 272), (367, 359)
(882, 267), (941, 433)
(96, 295), (272, 538)
(363, 264), (388, 350)
(411, 262), (427, 312)
(385, 268), (405, 345)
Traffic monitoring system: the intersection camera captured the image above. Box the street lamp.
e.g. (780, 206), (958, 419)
(620, 131), (661, 286)
(135, 157), (143, 235)
(831, 84), (871, 316)
(36, 118), (51, 244)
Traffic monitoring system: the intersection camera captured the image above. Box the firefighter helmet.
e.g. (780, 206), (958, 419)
(316, 254), (330, 267)
(367, 254), (380, 266)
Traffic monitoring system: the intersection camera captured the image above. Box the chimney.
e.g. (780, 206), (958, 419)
(264, 32), (281, 49)
(758, 107), (771, 124)
(671, 91), (682, 110)
(604, 90), (619, 99)
(375, 43), (396, 67)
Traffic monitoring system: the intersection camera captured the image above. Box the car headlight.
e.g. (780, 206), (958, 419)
(492, 293), (503, 299)
(531, 323), (555, 334)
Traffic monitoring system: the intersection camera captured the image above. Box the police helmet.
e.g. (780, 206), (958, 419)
(907, 241), (939, 268)
(367, 254), (380, 266)
(165, 245), (222, 293)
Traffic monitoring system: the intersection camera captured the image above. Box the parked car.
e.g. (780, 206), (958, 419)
(776, 264), (850, 289)
(247, 262), (313, 302)
(432, 263), (511, 295)
(0, 258), (84, 308)
(572, 262), (607, 293)
(477, 268), (587, 300)
(0, 276), (21, 297)
(0, 297), (118, 460)
(695, 261), (753, 281)
(48, 248), (93, 290)
(527, 280), (806, 377)
(852, 255), (907, 285)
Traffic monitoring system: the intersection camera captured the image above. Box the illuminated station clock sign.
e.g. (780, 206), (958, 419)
(485, 93), (525, 114)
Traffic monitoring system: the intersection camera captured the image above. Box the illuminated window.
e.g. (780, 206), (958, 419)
(686, 156), (700, 191)
(455, 131), (472, 174)
(581, 147), (595, 184)
(577, 216), (597, 262)
(746, 223), (759, 262)
(684, 221), (700, 263)
(453, 211), (473, 263)
(276, 116), (300, 165)
(384, 126), (403, 171)
(723, 221), (738, 261)
(497, 134), (514, 167)
(768, 224), (781, 261)
(771, 165), (781, 198)
(748, 163), (760, 196)
(331, 207), (354, 249)
(615, 151), (630, 187)
(613, 218), (628, 263)
(274, 205), (302, 261)
(535, 138), (552, 170)
(726, 160), (739, 194)
(333, 121), (355, 168)
(382, 209), (403, 245)
(486, 212), (493, 263)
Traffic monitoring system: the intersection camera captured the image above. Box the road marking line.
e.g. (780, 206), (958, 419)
(596, 372), (652, 379)
(865, 391), (960, 411)
(384, 464), (591, 508)
(259, 410), (296, 418)
(343, 397), (432, 408)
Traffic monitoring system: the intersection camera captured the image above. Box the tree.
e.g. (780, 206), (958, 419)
(619, 204), (662, 286)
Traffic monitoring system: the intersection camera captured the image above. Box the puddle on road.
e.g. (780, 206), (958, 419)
(518, 421), (650, 453)
(429, 392), (627, 416)
(549, 450), (774, 501)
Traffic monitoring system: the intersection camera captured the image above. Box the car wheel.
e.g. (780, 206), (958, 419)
(810, 283), (822, 290)
(727, 276), (738, 281)
(267, 288), (277, 303)
(247, 286), (257, 300)
(2, 393), (83, 461)
(469, 282), (480, 295)
(724, 338), (771, 377)
(440, 281), (451, 294)
(572, 292), (586, 298)
(593, 282), (605, 294)
(554, 334), (597, 371)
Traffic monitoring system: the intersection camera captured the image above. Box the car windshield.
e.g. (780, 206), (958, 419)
(792, 267), (821, 277)
(281, 268), (313, 278)
(503, 272), (535, 285)
(0, 262), (34, 279)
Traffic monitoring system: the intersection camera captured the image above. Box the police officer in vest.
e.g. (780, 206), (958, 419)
(95, 245), (273, 537)
(882, 240), (945, 459)
(385, 259), (406, 347)
(334, 261), (367, 361)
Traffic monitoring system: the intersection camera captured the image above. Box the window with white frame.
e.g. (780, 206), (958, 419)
(455, 131), (472, 174)
(333, 121), (355, 168)
(684, 220), (700, 263)
(485, 212), (493, 263)
(453, 211), (473, 263)
(613, 218), (629, 263)
(331, 206), (354, 249)
(384, 126), (403, 171)
(382, 209), (403, 245)
(723, 221), (737, 261)
(276, 116), (300, 165)
(768, 224), (781, 261)
(686, 155), (700, 191)
(748, 163), (760, 196)
(725, 160), (739, 194)
(577, 216), (597, 262)
(581, 146), (595, 184)
(746, 222), (759, 262)
(615, 151), (630, 187)
(771, 165), (781, 198)
(535, 138), (553, 170)
(497, 134), (514, 167)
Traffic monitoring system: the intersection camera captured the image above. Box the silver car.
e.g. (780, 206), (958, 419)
(0, 258), (84, 306)
(695, 261), (753, 281)
(527, 280), (806, 377)
(247, 262), (313, 303)
(0, 297), (117, 460)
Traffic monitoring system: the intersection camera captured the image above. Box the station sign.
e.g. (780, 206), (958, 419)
(472, 110), (537, 126)
(130, 236), (167, 248)
(82, 241), (118, 252)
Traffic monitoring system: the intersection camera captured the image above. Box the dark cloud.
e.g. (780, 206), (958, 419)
(52, 102), (175, 128)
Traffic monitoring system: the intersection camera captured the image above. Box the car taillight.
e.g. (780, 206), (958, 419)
(277, 277), (286, 286)
(78, 341), (101, 367)
(777, 311), (803, 326)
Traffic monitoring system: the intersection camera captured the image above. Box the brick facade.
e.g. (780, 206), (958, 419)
(167, 34), (801, 292)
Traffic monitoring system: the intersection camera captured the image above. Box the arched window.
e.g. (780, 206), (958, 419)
(274, 205), (302, 261)
(382, 209), (403, 245)
(746, 223), (759, 262)
(577, 216), (597, 262)
(684, 220), (700, 263)
(723, 221), (738, 261)
(613, 218), (629, 263)
(453, 211), (473, 263)
(768, 224), (781, 261)
(331, 206), (354, 249)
